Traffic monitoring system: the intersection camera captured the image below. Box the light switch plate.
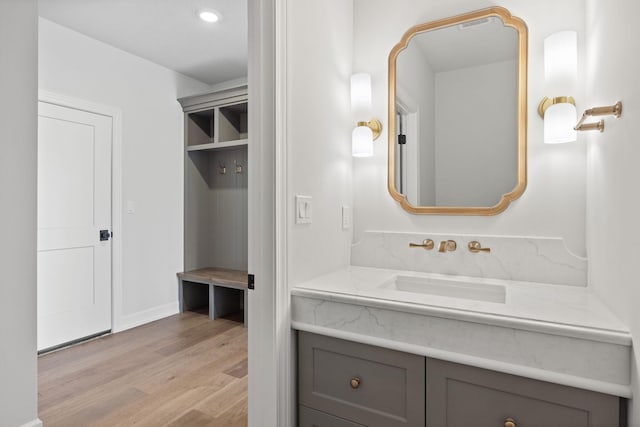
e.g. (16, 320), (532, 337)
(342, 205), (352, 229)
(295, 195), (312, 224)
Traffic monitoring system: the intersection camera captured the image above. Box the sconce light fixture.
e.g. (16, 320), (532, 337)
(351, 73), (382, 157)
(538, 30), (578, 144)
(539, 31), (622, 141)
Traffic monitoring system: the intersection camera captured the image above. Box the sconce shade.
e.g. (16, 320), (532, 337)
(544, 31), (577, 93)
(541, 30), (578, 143)
(351, 73), (372, 117)
(352, 125), (374, 157)
(544, 102), (577, 144)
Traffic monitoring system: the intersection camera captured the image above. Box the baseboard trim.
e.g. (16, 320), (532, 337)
(114, 301), (179, 333)
(21, 418), (43, 427)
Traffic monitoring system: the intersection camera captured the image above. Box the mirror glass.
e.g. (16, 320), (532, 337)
(388, 7), (527, 215)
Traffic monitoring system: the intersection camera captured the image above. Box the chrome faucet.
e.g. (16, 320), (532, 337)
(438, 240), (457, 253)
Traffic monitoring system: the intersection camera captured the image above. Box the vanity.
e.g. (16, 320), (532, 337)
(292, 261), (630, 426)
(291, 6), (630, 427)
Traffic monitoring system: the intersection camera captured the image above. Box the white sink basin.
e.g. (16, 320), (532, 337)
(380, 275), (506, 303)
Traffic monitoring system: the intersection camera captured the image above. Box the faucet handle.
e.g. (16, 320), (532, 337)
(409, 239), (435, 250)
(468, 241), (491, 253)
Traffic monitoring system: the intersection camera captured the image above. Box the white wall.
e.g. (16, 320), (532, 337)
(38, 19), (210, 327)
(353, 0), (587, 256)
(585, 0), (640, 423)
(0, 1), (39, 426)
(287, 0), (354, 284)
(435, 59), (518, 206)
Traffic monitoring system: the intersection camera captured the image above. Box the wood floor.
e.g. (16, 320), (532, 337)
(38, 311), (248, 426)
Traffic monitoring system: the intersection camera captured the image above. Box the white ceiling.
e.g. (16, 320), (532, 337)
(413, 17), (518, 72)
(38, 0), (248, 86)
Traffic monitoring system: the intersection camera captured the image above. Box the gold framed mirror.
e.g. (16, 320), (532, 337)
(388, 7), (528, 215)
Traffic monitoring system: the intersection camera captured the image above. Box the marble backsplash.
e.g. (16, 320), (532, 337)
(351, 231), (587, 286)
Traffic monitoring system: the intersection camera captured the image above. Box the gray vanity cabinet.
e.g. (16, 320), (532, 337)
(298, 332), (425, 427)
(297, 331), (623, 427)
(426, 358), (620, 427)
(299, 406), (366, 427)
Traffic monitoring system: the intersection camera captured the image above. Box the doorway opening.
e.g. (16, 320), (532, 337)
(36, 1), (250, 424)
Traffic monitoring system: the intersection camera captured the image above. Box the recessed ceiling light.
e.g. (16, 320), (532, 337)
(199, 10), (221, 23)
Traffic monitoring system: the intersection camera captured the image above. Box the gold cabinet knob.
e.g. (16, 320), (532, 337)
(504, 418), (517, 427)
(468, 240), (491, 253)
(409, 239), (434, 250)
(350, 377), (361, 389)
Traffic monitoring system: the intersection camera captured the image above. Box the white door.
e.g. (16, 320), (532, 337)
(37, 102), (113, 351)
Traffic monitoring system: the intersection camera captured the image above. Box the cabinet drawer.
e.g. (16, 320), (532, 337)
(298, 331), (425, 427)
(426, 358), (620, 427)
(299, 405), (365, 427)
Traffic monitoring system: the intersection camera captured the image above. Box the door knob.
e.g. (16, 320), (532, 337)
(99, 229), (112, 241)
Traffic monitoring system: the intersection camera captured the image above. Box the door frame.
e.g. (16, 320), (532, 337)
(37, 90), (124, 333)
(396, 88), (420, 205)
(247, 0), (293, 425)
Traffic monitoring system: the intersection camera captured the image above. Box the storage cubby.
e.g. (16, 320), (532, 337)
(219, 102), (248, 142)
(187, 108), (214, 147)
(177, 86), (249, 323)
(184, 92), (247, 151)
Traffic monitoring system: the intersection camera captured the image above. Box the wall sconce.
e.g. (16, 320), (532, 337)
(539, 31), (622, 141)
(351, 73), (382, 157)
(538, 31), (578, 144)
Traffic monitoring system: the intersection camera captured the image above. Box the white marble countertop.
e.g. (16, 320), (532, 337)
(292, 266), (630, 345)
(292, 266), (632, 396)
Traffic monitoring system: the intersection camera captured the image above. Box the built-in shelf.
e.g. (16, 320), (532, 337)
(186, 138), (248, 152)
(177, 86), (249, 324)
(177, 267), (248, 325)
(178, 267), (248, 290)
(185, 96), (248, 150)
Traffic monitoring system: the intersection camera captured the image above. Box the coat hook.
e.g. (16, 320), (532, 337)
(235, 160), (243, 174)
(218, 162), (227, 175)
